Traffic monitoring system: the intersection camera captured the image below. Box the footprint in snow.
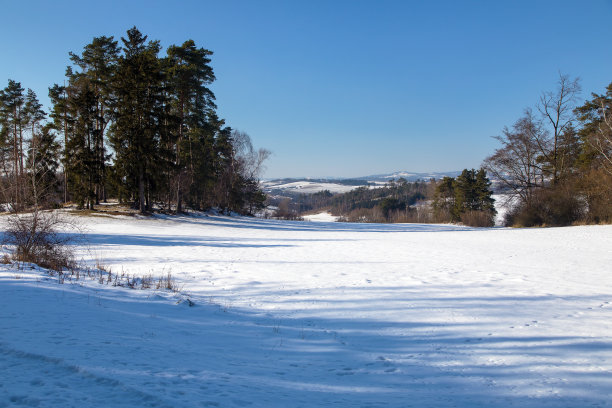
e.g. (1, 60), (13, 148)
(336, 368), (354, 376)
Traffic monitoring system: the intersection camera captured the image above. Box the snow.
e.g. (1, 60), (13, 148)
(262, 180), (360, 194)
(302, 211), (339, 222)
(492, 194), (520, 226)
(1, 214), (612, 407)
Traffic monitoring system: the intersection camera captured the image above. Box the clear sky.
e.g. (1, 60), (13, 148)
(2, 0), (611, 178)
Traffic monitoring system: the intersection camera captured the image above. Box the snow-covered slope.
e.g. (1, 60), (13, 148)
(262, 171), (462, 196)
(364, 170), (462, 182)
(261, 179), (360, 194)
(1, 214), (611, 407)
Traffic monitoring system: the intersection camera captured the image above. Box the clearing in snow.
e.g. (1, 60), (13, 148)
(1, 214), (611, 407)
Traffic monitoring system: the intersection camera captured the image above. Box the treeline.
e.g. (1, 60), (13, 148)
(0, 27), (269, 214)
(270, 179), (430, 222)
(329, 179), (429, 222)
(280, 171), (496, 226)
(484, 74), (612, 226)
(274, 178), (428, 221)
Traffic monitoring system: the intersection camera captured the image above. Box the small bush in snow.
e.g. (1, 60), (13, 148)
(2, 210), (79, 272)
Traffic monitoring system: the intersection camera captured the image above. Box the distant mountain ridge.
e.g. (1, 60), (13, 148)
(262, 170), (462, 195)
(362, 170), (462, 182)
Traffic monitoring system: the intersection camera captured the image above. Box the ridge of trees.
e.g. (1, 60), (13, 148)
(276, 178), (428, 221)
(0, 27), (269, 215)
(274, 172), (496, 226)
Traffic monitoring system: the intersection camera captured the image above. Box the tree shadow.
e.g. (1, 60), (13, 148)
(2, 277), (610, 408)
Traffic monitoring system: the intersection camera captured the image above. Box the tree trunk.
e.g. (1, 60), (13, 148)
(139, 168), (145, 213)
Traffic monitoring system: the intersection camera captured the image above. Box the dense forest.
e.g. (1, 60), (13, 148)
(0, 27), (269, 215)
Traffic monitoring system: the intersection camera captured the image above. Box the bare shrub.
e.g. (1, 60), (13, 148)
(580, 168), (612, 224)
(388, 205), (435, 223)
(274, 198), (303, 220)
(504, 185), (584, 227)
(340, 207), (385, 223)
(460, 210), (495, 227)
(2, 210), (80, 272)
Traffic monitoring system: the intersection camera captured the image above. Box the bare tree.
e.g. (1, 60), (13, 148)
(231, 130), (271, 180)
(538, 73), (581, 184)
(483, 109), (547, 206)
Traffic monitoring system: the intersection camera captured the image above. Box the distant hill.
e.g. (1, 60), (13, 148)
(362, 170), (462, 182)
(262, 171), (461, 196)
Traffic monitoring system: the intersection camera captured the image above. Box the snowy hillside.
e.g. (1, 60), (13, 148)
(1, 214), (612, 407)
(364, 170), (462, 182)
(261, 179), (361, 194)
(262, 171), (461, 196)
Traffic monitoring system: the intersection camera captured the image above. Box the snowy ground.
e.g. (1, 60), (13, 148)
(302, 211), (339, 222)
(1, 214), (612, 407)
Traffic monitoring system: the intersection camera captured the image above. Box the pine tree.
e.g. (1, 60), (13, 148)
(64, 79), (99, 209)
(1, 28), (269, 215)
(166, 39), (216, 212)
(432, 176), (456, 221)
(474, 168), (495, 214)
(48, 83), (71, 202)
(68, 36), (119, 204)
(454, 169), (496, 217)
(23, 89), (48, 206)
(454, 169), (477, 215)
(110, 27), (165, 213)
(0, 80), (26, 208)
(432, 169), (495, 224)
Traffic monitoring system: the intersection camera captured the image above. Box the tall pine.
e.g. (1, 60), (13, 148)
(110, 27), (164, 213)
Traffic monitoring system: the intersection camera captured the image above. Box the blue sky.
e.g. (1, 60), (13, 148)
(2, 0), (611, 178)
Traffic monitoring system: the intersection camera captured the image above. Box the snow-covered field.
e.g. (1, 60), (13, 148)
(261, 180), (363, 194)
(1, 214), (612, 407)
(302, 211), (339, 222)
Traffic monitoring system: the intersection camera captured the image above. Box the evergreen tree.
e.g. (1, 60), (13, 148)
(474, 168), (495, 214)
(575, 82), (612, 174)
(23, 89), (48, 206)
(454, 169), (478, 215)
(2, 28), (269, 215)
(64, 79), (98, 209)
(68, 36), (119, 204)
(0, 80), (26, 208)
(110, 27), (165, 213)
(166, 39), (216, 212)
(48, 83), (71, 202)
(433, 169), (495, 224)
(432, 176), (456, 221)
